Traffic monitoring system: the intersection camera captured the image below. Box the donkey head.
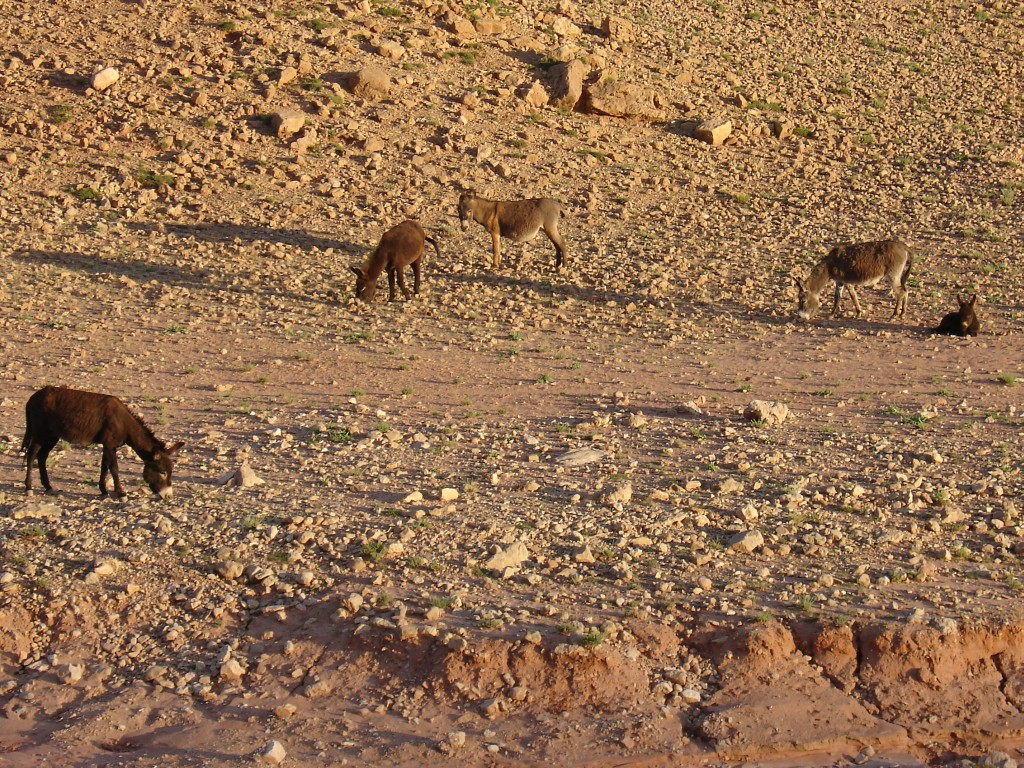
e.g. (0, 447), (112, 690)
(794, 278), (819, 320)
(457, 192), (475, 230)
(142, 441), (184, 500)
(350, 266), (376, 302)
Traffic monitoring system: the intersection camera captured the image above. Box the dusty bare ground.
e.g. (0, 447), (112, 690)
(0, 0), (1022, 766)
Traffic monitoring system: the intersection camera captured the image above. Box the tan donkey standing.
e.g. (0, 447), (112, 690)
(458, 192), (568, 273)
(795, 239), (913, 320)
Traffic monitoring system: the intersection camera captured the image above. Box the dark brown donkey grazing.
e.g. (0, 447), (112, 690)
(22, 386), (184, 499)
(350, 220), (440, 302)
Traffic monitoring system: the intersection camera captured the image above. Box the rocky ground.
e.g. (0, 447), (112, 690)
(0, 0), (1022, 766)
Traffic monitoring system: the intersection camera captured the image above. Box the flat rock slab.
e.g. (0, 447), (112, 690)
(556, 447), (606, 466)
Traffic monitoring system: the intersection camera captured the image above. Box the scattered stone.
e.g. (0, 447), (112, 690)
(523, 81), (548, 108)
(546, 60), (587, 111)
(439, 488), (459, 502)
(91, 66), (119, 91)
(271, 110), (306, 140)
(58, 663), (84, 685)
(473, 17), (505, 35)
(694, 117), (732, 145)
(744, 400), (791, 426)
(484, 541), (529, 571)
(556, 447), (605, 466)
(574, 545), (596, 564)
(583, 80), (666, 120)
(728, 530), (764, 553)
(601, 482), (633, 507)
(602, 16), (635, 42)
(345, 66), (392, 99)
(215, 560), (245, 581)
(439, 731), (466, 755)
(261, 740), (287, 765)
(11, 500), (61, 520)
(219, 659), (245, 683)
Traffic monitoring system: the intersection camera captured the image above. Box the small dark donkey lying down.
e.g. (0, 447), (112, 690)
(932, 294), (980, 337)
(23, 386), (184, 499)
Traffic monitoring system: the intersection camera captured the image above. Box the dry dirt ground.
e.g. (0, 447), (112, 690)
(0, 0), (1022, 766)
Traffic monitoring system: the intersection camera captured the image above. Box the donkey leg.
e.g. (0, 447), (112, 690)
(24, 441), (39, 492)
(847, 286), (863, 317)
(830, 284), (845, 317)
(490, 229), (502, 269)
(36, 437), (58, 493)
(99, 450), (111, 496)
(546, 225), (568, 274)
(387, 268), (398, 302)
(412, 259), (421, 295)
(104, 446), (125, 498)
(893, 286), (908, 318)
(395, 267), (412, 300)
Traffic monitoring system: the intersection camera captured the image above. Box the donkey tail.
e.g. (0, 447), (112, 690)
(901, 247), (914, 287)
(424, 235), (442, 261)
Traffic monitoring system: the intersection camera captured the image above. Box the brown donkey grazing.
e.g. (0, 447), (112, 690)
(457, 192), (568, 273)
(23, 386), (184, 499)
(350, 220), (440, 302)
(795, 239), (913, 320)
(933, 293), (980, 337)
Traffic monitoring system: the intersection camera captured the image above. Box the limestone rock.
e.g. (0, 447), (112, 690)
(729, 530), (764, 553)
(12, 499), (61, 520)
(695, 117), (733, 145)
(219, 659), (245, 683)
(744, 400), (791, 426)
(91, 67), (119, 91)
(583, 80), (666, 120)
(602, 16), (635, 42)
(261, 740), (287, 765)
(523, 81), (548, 108)
(548, 60), (586, 111)
(346, 66), (392, 100)
(377, 41), (404, 60)
(556, 447), (605, 466)
(474, 17), (505, 35)
(601, 482), (633, 507)
(485, 541), (529, 571)
(271, 110), (305, 139)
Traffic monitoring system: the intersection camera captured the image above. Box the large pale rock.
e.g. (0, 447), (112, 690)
(602, 482), (633, 507)
(728, 530), (764, 554)
(548, 60), (586, 110)
(694, 117), (732, 145)
(556, 447), (605, 466)
(744, 400), (791, 426)
(474, 16), (505, 35)
(217, 461), (265, 488)
(91, 67), (120, 91)
(484, 541), (529, 571)
(271, 110), (305, 139)
(261, 740), (287, 765)
(602, 16), (635, 42)
(345, 66), (392, 99)
(523, 81), (548, 108)
(583, 80), (666, 120)
(12, 499), (61, 520)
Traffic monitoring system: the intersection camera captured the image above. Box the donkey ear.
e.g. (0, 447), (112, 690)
(350, 266), (365, 278)
(968, 293), (977, 306)
(166, 441), (185, 455)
